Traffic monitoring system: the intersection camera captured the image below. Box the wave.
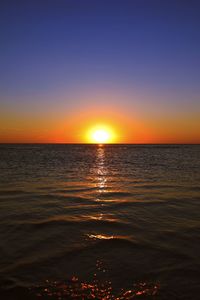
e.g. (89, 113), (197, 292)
(14, 217), (132, 232)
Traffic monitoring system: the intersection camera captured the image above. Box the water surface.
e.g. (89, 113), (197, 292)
(0, 144), (200, 299)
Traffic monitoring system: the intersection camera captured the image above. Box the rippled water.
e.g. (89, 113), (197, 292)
(0, 144), (200, 299)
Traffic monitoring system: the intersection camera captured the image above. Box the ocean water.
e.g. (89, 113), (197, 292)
(0, 144), (200, 299)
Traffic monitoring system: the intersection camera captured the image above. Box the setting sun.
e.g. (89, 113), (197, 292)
(86, 125), (116, 144)
(92, 129), (109, 143)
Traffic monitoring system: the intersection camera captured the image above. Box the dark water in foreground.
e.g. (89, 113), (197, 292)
(0, 144), (200, 299)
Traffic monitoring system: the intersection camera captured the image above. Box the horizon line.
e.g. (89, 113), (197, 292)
(0, 142), (199, 145)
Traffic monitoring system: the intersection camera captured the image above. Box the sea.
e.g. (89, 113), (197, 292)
(0, 144), (200, 299)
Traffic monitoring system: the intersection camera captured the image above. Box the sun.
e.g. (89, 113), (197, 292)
(92, 129), (110, 143)
(86, 125), (115, 144)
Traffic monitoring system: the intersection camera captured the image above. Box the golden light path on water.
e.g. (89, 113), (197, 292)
(96, 145), (107, 194)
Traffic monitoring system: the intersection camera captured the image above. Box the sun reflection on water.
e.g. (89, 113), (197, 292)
(95, 145), (107, 193)
(87, 234), (114, 240)
(30, 260), (159, 299)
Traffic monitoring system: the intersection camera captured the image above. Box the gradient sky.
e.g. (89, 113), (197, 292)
(0, 0), (200, 143)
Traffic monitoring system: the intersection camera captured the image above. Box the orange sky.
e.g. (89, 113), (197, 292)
(1, 101), (199, 144)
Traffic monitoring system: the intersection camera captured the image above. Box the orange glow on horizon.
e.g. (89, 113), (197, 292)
(1, 100), (199, 144)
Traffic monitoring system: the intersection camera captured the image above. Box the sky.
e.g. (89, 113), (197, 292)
(0, 0), (200, 143)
